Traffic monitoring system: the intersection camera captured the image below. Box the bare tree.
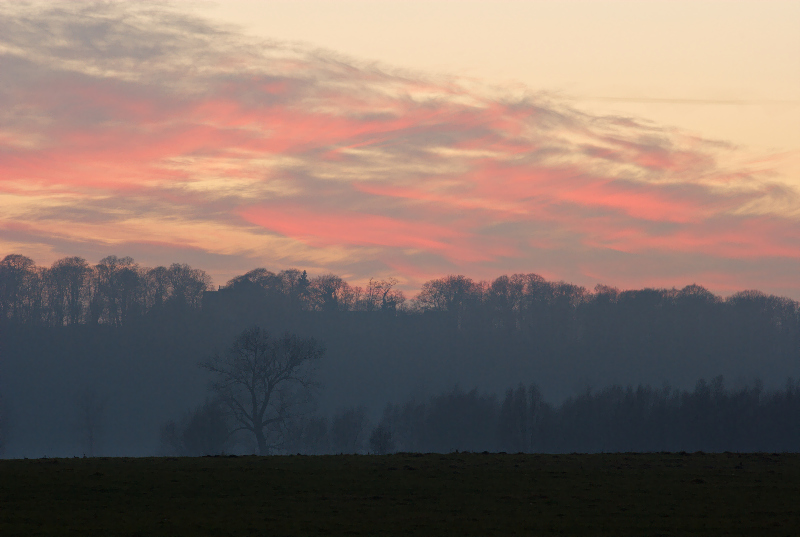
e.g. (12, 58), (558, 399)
(308, 274), (346, 312)
(46, 257), (92, 326)
(159, 399), (230, 456)
(364, 278), (405, 312)
(283, 415), (329, 455)
(0, 254), (42, 323)
(330, 406), (370, 453)
(0, 394), (9, 456)
(414, 275), (483, 329)
(369, 425), (394, 455)
(145, 266), (172, 310)
(167, 263), (212, 309)
(201, 327), (323, 455)
(277, 269), (310, 310)
(76, 386), (108, 457)
(92, 256), (142, 326)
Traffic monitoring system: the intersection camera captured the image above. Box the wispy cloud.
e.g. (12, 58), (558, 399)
(1, 2), (798, 297)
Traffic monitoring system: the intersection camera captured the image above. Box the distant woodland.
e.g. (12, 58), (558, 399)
(1, 253), (799, 456)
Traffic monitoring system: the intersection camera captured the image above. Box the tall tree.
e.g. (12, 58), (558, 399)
(92, 256), (142, 326)
(0, 254), (40, 322)
(0, 393), (8, 456)
(497, 384), (531, 453)
(278, 269), (310, 311)
(144, 266), (172, 310)
(167, 263), (211, 309)
(364, 277), (405, 312)
(415, 275), (482, 328)
(488, 274), (527, 331)
(159, 399), (230, 456)
(330, 406), (369, 453)
(75, 386), (108, 457)
(46, 257), (92, 325)
(308, 274), (347, 312)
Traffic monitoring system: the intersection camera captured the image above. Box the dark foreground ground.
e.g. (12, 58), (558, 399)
(1, 452), (799, 536)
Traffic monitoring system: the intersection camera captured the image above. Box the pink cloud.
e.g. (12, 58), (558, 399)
(239, 205), (516, 264)
(577, 214), (800, 260)
(1, 2), (798, 299)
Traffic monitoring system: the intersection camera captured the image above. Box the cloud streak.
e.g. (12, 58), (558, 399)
(1, 2), (798, 297)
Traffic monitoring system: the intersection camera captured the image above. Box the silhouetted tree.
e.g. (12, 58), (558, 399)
(415, 275), (484, 329)
(46, 257), (92, 325)
(488, 274), (526, 331)
(369, 424), (394, 454)
(144, 266), (172, 310)
(0, 254), (41, 322)
(167, 263), (211, 309)
(5, 252), (800, 457)
(0, 393), (8, 456)
(377, 400), (427, 453)
(330, 406), (369, 453)
(308, 274), (347, 312)
(75, 386), (108, 457)
(363, 278), (406, 312)
(201, 327), (323, 455)
(424, 386), (498, 452)
(92, 256), (142, 325)
(182, 399), (229, 455)
(497, 384), (531, 452)
(515, 273), (549, 330)
(160, 399), (230, 456)
(284, 415), (329, 454)
(227, 268), (280, 296)
(338, 283), (364, 312)
(278, 269), (310, 310)
(416, 275), (479, 312)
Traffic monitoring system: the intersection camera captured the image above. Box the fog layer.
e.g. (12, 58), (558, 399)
(1, 254), (798, 456)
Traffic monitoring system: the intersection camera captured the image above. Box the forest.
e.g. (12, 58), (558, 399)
(0, 253), (798, 457)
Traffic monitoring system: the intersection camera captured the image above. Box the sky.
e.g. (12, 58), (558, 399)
(1, 0), (799, 298)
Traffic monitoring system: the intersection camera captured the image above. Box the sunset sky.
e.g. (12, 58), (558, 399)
(1, 1), (798, 297)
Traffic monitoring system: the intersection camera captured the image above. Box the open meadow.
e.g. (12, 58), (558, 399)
(1, 452), (799, 536)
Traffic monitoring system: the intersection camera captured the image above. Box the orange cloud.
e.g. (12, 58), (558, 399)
(240, 205), (516, 264)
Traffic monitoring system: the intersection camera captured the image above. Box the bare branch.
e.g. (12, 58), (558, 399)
(201, 326), (323, 455)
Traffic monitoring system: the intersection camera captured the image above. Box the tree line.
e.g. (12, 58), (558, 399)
(3, 253), (798, 395)
(153, 325), (800, 457)
(3, 254), (799, 337)
(0, 254), (412, 325)
(162, 365), (800, 456)
(0, 254), (210, 326)
(382, 376), (800, 454)
(2, 252), (800, 456)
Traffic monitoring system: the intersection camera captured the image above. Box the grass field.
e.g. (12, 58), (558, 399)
(1, 452), (799, 536)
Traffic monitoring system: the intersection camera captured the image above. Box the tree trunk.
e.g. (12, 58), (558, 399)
(254, 427), (269, 455)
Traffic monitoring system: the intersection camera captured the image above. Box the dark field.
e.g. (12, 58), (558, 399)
(1, 452), (799, 536)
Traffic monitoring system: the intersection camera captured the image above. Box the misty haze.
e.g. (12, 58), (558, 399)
(1, 253), (798, 458)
